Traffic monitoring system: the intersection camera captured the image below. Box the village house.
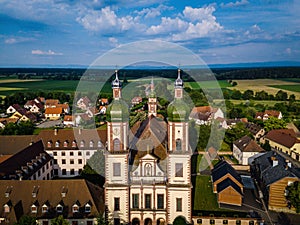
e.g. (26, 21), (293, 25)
(19, 112), (37, 123)
(56, 103), (70, 114)
(233, 135), (265, 165)
(255, 110), (282, 120)
(99, 98), (109, 105)
(63, 115), (75, 127)
(45, 107), (63, 120)
(0, 141), (53, 180)
(252, 151), (300, 212)
(45, 99), (60, 108)
(6, 104), (23, 115)
(131, 96), (143, 106)
(245, 123), (265, 141)
(0, 179), (103, 225)
(211, 161), (244, 206)
(35, 129), (107, 177)
(189, 106), (224, 125)
(262, 129), (300, 161)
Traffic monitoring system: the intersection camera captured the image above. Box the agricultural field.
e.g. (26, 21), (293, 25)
(227, 79), (300, 99)
(0, 78), (112, 96)
(186, 80), (231, 89)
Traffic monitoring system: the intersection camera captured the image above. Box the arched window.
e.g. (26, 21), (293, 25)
(72, 204), (79, 213)
(72, 141), (77, 148)
(176, 139), (182, 151)
(89, 141), (94, 148)
(64, 141), (68, 147)
(144, 164), (152, 176)
(47, 141), (52, 148)
(85, 203), (91, 213)
(56, 204), (63, 213)
(80, 140), (85, 148)
(55, 141), (60, 148)
(113, 139), (120, 151)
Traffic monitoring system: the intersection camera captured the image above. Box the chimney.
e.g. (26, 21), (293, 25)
(79, 128), (82, 135)
(54, 129), (58, 135)
(61, 186), (68, 198)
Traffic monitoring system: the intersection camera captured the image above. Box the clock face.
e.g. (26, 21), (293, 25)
(113, 128), (120, 136)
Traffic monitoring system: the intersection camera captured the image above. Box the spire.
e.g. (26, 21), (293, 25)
(112, 69), (121, 88)
(175, 68), (183, 88)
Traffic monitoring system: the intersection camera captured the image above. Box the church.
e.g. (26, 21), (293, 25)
(104, 69), (192, 225)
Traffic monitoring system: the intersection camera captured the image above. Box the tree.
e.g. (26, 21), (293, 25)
(15, 215), (37, 225)
(275, 90), (288, 101)
(224, 122), (251, 145)
(51, 215), (69, 225)
(243, 90), (254, 100)
(173, 216), (187, 225)
(286, 181), (300, 213)
(263, 116), (287, 132)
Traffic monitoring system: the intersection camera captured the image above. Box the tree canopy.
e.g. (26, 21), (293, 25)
(51, 215), (69, 225)
(286, 181), (300, 213)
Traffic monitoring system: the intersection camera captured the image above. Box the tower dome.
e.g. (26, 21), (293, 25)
(106, 99), (129, 122)
(112, 70), (121, 88)
(174, 69), (183, 88)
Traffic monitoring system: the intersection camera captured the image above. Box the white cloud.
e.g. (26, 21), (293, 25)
(31, 49), (63, 56)
(5, 38), (17, 44)
(108, 37), (120, 47)
(147, 17), (188, 35)
(76, 6), (141, 32)
(147, 6), (223, 41)
(135, 5), (173, 19)
(285, 48), (292, 55)
(220, 0), (249, 8)
(4, 37), (36, 44)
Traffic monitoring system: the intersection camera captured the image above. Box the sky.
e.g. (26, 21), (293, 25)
(0, 0), (299, 67)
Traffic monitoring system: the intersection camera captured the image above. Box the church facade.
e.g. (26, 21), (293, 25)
(104, 70), (192, 225)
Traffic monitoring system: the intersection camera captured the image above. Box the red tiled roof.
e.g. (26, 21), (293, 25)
(45, 107), (63, 114)
(265, 129), (300, 148)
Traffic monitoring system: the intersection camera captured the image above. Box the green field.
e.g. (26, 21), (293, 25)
(269, 84), (300, 93)
(226, 99), (285, 106)
(193, 175), (219, 211)
(186, 80), (231, 89)
(0, 79), (112, 96)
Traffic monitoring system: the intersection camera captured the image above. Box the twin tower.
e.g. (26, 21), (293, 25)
(105, 69), (192, 225)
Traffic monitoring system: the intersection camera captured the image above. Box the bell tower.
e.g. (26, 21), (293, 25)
(148, 77), (157, 117)
(166, 69), (192, 224)
(105, 70), (130, 225)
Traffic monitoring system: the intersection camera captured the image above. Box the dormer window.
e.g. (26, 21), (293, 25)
(72, 141), (77, 148)
(42, 204), (48, 213)
(56, 204), (63, 213)
(47, 141), (52, 148)
(72, 204), (79, 213)
(85, 203), (91, 213)
(3, 204), (10, 213)
(55, 141), (60, 148)
(97, 141), (102, 148)
(31, 204), (37, 213)
(64, 141), (68, 147)
(89, 141), (94, 148)
(80, 141), (85, 148)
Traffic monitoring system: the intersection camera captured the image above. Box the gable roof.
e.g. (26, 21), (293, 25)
(264, 129), (300, 148)
(212, 160), (242, 184)
(45, 99), (60, 106)
(245, 123), (264, 135)
(233, 135), (265, 153)
(0, 141), (52, 180)
(0, 179), (103, 223)
(217, 177), (243, 195)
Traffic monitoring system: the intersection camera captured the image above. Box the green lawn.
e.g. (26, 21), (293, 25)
(269, 84), (300, 93)
(228, 99), (285, 106)
(193, 175), (219, 211)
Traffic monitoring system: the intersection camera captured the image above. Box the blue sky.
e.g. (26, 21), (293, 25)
(0, 0), (299, 67)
